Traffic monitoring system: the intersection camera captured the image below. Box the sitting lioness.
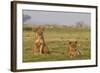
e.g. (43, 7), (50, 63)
(33, 26), (49, 55)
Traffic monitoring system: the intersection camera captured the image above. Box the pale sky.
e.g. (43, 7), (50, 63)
(23, 10), (91, 26)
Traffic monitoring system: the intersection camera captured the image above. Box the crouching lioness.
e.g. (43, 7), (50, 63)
(67, 40), (81, 58)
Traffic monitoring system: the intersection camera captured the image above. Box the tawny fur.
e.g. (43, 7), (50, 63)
(33, 26), (49, 55)
(67, 40), (78, 58)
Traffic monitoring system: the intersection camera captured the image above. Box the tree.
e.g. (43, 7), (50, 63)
(23, 14), (31, 22)
(76, 21), (84, 28)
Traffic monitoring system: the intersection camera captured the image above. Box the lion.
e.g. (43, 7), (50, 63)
(33, 26), (49, 55)
(67, 40), (78, 58)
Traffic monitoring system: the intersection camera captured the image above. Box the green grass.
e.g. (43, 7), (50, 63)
(23, 26), (91, 62)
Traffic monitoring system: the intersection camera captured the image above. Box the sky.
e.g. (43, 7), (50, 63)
(23, 10), (91, 26)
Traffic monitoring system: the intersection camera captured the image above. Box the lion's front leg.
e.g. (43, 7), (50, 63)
(40, 44), (43, 55)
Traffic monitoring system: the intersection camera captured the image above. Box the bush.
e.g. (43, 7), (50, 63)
(23, 27), (32, 31)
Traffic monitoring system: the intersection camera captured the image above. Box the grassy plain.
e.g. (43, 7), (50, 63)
(23, 25), (91, 62)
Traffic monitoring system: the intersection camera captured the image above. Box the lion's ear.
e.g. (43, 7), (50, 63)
(69, 41), (72, 44)
(33, 26), (40, 32)
(39, 26), (45, 31)
(75, 41), (77, 44)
